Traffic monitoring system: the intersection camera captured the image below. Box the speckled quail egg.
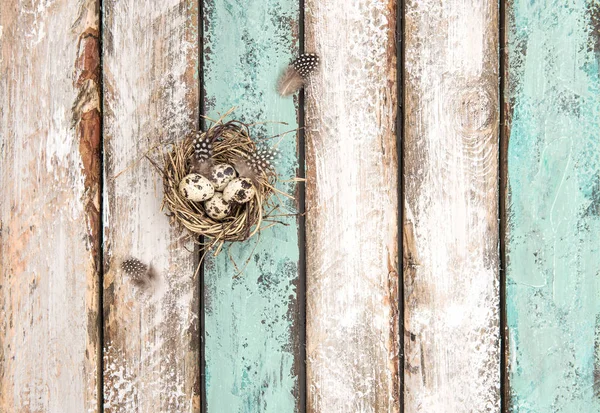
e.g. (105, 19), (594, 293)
(222, 177), (255, 204)
(179, 173), (215, 202)
(208, 163), (237, 191)
(204, 193), (232, 220)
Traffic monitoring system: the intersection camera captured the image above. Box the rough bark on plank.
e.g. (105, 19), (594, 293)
(0, 0), (101, 411)
(403, 0), (500, 411)
(102, 1), (200, 411)
(304, 0), (400, 411)
(505, 1), (600, 411)
(202, 1), (302, 411)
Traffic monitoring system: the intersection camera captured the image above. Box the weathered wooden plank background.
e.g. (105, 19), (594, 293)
(403, 0), (500, 411)
(202, 0), (302, 411)
(101, 0), (200, 411)
(505, 0), (600, 411)
(304, 0), (399, 411)
(2, 0), (600, 412)
(0, 0), (101, 411)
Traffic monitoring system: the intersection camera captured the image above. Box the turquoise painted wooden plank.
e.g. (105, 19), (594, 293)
(505, 1), (600, 411)
(202, 1), (301, 412)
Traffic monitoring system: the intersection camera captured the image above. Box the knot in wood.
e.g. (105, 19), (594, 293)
(453, 85), (496, 136)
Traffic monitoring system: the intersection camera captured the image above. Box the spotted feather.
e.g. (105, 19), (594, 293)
(278, 53), (320, 96)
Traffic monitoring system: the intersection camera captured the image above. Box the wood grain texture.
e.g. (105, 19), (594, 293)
(0, 0), (101, 411)
(102, 1), (200, 411)
(304, 0), (399, 411)
(505, 1), (600, 411)
(202, 1), (302, 411)
(403, 0), (500, 411)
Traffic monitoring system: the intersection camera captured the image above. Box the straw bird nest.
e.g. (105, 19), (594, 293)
(159, 115), (291, 255)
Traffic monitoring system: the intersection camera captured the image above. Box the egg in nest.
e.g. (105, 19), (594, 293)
(204, 193), (232, 220)
(222, 177), (255, 204)
(179, 173), (215, 202)
(209, 163), (237, 191)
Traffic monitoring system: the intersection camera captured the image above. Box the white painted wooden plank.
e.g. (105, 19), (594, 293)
(102, 1), (200, 411)
(304, 0), (400, 411)
(0, 0), (101, 411)
(403, 0), (500, 411)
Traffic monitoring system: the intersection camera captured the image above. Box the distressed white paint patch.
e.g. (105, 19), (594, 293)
(45, 104), (74, 172)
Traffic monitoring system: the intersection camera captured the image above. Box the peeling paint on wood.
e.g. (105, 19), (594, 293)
(304, 0), (400, 411)
(403, 0), (500, 411)
(202, 0), (302, 411)
(102, 1), (200, 411)
(0, 0), (101, 411)
(505, 1), (600, 411)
